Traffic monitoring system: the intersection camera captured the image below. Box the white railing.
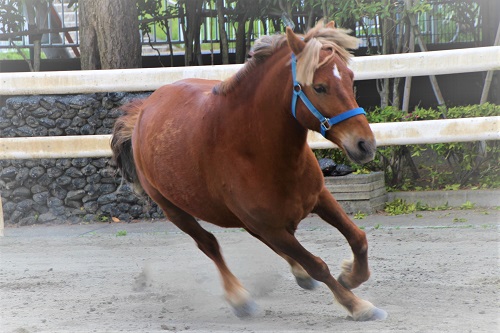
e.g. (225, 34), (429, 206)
(0, 117), (498, 160)
(1, 46), (499, 235)
(1, 47), (498, 95)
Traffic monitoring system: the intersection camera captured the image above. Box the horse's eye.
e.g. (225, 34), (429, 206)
(313, 85), (327, 94)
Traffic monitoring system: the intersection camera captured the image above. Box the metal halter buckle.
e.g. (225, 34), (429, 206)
(321, 119), (332, 131)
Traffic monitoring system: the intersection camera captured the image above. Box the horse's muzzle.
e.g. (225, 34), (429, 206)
(345, 138), (377, 165)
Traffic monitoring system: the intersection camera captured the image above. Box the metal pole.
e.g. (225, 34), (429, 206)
(480, 21), (500, 104)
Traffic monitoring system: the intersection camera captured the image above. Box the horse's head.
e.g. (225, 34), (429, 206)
(286, 22), (376, 165)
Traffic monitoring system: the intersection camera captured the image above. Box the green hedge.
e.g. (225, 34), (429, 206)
(316, 103), (500, 191)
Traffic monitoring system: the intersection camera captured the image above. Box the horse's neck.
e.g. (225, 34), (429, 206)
(219, 49), (308, 154)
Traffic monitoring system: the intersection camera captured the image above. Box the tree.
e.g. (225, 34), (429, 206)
(79, 0), (141, 69)
(216, 0), (229, 64)
(0, 0), (24, 36)
(178, 0), (205, 66)
(0, 0), (70, 71)
(138, 0), (179, 67)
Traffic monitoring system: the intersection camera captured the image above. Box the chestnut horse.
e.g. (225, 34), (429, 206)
(111, 21), (386, 321)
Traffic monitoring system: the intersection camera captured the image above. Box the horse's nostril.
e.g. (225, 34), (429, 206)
(358, 140), (367, 153)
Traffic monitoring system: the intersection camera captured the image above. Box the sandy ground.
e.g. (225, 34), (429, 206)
(1, 209), (499, 333)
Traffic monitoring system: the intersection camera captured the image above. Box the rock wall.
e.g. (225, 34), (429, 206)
(0, 93), (164, 225)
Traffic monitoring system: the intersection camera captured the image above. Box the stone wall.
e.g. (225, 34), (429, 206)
(0, 93), (164, 225)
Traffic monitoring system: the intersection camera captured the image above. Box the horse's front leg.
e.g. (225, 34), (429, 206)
(256, 227), (386, 321)
(313, 187), (370, 290)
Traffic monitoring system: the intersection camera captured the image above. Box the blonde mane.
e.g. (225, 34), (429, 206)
(213, 21), (359, 95)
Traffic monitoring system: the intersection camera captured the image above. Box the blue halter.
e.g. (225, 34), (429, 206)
(290, 53), (366, 137)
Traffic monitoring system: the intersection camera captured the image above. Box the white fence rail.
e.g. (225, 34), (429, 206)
(0, 117), (499, 160)
(1, 47), (499, 95)
(1, 46), (500, 234)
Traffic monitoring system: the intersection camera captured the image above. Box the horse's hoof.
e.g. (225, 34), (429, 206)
(354, 306), (388, 321)
(295, 276), (319, 290)
(231, 299), (257, 318)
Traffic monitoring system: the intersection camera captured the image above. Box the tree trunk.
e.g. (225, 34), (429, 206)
(321, 0), (329, 21)
(378, 0), (393, 108)
(164, 18), (174, 67)
(391, 14), (407, 109)
(179, 0), (204, 66)
(79, 0), (141, 70)
(216, 0), (229, 64)
(24, 0), (46, 71)
(234, 17), (247, 63)
(245, 17), (254, 58)
(480, 20), (500, 103)
(402, 1), (415, 113)
(407, 7), (447, 113)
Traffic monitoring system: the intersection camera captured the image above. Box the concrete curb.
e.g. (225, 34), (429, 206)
(325, 172), (386, 214)
(387, 189), (499, 208)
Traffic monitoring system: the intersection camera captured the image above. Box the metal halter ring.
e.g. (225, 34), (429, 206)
(321, 119), (332, 131)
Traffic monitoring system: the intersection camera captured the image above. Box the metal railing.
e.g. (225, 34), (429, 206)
(355, 0), (482, 48)
(0, 0), (484, 57)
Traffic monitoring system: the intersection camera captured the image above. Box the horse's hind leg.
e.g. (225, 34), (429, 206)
(144, 187), (255, 317)
(245, 229), (318, 290)
(172, 213), (256, 317)
(282, 254), (319, 290)
(313, 187), (371, 290)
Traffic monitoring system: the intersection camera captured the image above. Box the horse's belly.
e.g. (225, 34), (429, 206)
(161, 181), (244, 227)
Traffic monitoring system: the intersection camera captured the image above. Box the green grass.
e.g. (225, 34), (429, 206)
(459, 201), (475, 210)
(116, 230), (128, 237)
(384, 199), (417, 216)
(384, 199), (482, 215)
(354, 212), (367, 220)
(0, 49), (48, 60)
(0, 50), (28, 60)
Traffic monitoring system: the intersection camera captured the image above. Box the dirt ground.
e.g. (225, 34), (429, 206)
(1, 209), (499, 333)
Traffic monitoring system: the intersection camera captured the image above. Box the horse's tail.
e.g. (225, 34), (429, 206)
(111, 100), (144, 194)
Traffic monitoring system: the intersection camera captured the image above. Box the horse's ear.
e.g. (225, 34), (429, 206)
(325, 20), (336, 29)
(286, 27), (305, 55)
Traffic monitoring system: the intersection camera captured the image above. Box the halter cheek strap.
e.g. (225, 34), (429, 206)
(290, 53), (366, 137)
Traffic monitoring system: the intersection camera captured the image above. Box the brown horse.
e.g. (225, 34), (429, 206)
(111, 21), (386, 321)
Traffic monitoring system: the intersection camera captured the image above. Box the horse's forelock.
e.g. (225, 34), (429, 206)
(304, 22), (359, 52)
(296, 23), (359, 86)
(295, 38), (322, 85)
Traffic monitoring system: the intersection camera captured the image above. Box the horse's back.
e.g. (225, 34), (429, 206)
(137, 78), (219, 140)
(144, 78), (218, 111)
(134, 78), (217, 173)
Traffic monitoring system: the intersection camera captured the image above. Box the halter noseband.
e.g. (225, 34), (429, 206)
(290, 53), (366, 137)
